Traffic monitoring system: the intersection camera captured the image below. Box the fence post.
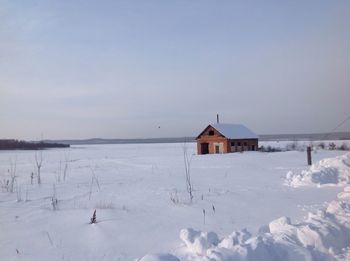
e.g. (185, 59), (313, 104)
(307, 146), (312, 165)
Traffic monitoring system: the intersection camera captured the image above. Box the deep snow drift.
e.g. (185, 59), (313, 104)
(138, 153), (350, 261)
(285, 153), (350, 187)
(141, 186), (350, 261)
(0, 143), (349, 260)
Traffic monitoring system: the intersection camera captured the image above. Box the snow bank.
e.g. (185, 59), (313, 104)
(285, 153), (350, 187)
(139, 186), (350, 260)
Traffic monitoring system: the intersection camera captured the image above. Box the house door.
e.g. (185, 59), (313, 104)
(201, 143), (209, 154)
(214, 142), (224, 154)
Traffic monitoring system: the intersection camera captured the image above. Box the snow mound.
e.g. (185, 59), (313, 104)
(139, 186), (350, 261)
(180, 228), (220, 256)
(136, 253), (181, 261)
(285, 153), (350, 187)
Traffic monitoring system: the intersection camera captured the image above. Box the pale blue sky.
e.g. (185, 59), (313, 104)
(1, 0), (350, 139)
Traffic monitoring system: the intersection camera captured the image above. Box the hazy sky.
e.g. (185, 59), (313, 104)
(1, 0), (350, 140)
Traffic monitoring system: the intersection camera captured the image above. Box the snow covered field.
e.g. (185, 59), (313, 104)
(0, 142), (350, 260)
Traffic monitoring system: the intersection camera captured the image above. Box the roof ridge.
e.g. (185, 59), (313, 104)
(209, 123), (258, 139)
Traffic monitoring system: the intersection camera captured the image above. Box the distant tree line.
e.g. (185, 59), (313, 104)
(259, 141), (349, 153)
(0, 139), (69, 150)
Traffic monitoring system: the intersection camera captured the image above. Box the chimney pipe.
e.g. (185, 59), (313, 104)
(217, 114), (219, 124)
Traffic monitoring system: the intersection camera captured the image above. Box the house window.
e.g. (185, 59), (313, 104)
(237, 142), (241, 146)
(208, 130), (214, 136)
(231, 142), (235, 146)
(244, 142), (247, 146)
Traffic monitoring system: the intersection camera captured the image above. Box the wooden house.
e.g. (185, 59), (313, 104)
(196, 123), (258, 154)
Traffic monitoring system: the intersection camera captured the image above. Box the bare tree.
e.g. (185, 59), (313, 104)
(51, 184), (58, 210)
(183, 143), (194, 203)
(16, 183), (22, 202)
(63, 151), (70, 182)
(25, 184), (29, 202)
(35, 150), (43, 184)
(8, 157), (17, 193)
(88, 164), (100, 200)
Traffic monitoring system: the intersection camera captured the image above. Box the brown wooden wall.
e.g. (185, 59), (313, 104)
(228, 139), (258, 153)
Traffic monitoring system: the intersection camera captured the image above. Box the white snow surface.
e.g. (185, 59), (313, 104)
(140, 153), (350, 261)
(0, 142), (349, 260)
